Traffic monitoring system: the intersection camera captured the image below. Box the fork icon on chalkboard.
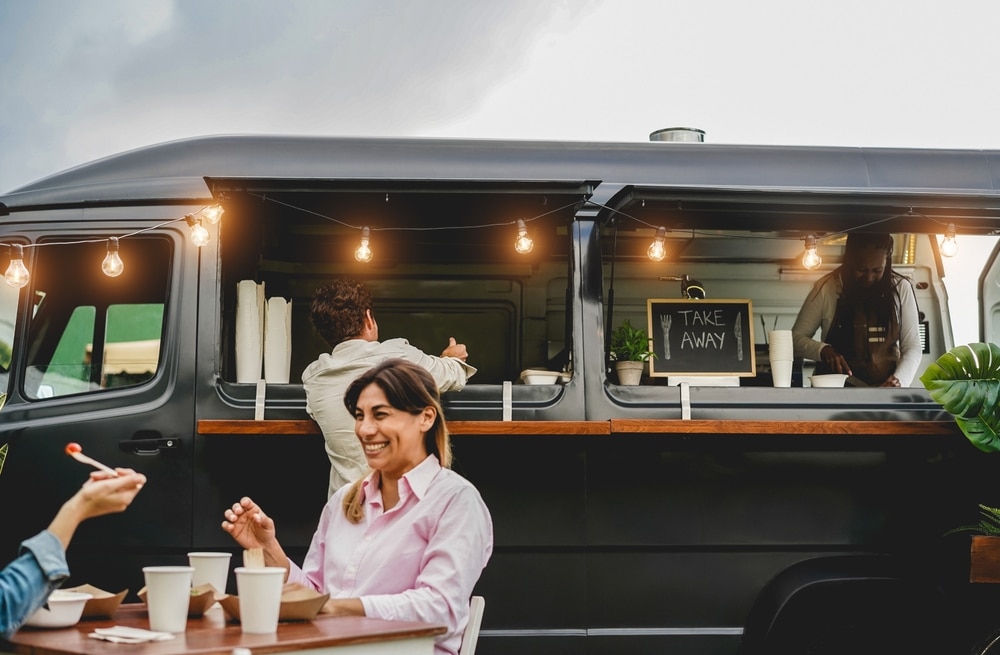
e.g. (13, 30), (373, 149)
(660, 314), (672, 360)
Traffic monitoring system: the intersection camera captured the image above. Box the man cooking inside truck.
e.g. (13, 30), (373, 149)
(791, 232), (921, 387)
(302, 277), (476, 497)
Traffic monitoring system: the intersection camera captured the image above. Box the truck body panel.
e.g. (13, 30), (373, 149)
(2, 136), (1000, 653)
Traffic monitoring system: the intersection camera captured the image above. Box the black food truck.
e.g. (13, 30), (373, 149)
(2, 135), (1000, 654)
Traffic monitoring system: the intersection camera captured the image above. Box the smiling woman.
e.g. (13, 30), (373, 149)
(221, 359), (493, 655)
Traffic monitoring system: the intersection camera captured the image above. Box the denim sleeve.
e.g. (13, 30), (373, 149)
(0, 531), (69, 639)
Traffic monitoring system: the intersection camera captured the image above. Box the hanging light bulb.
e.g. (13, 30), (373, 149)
(940, 223), (958, 257)
(514, 219), (533, 254)
(647, 226), (667, 261)
(4, 244), (30, 289)
(355, 226), (373, 263)
(186, 215), (210, 247)
(201, 204), (224, 225)
(802, 235), (822, 270)
(101, 237), (124, 277)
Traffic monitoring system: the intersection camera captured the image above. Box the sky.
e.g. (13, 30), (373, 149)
(1, 0), (999, 344)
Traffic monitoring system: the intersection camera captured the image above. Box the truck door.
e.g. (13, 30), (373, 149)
(0, 219), (197, 594)
(980, 237), (1000, 345)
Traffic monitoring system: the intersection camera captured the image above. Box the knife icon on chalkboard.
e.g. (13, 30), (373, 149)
(735, 312), (743, 361)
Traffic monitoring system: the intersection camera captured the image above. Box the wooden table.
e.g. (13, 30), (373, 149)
(1, 605), (446, 655)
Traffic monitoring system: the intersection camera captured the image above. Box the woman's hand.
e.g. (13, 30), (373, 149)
(48, 469), (146, 549)
(221, 496), (277, 550)
(78, 469), (146, 519)
(222, 496), (290, 571)
(820, 345), (853, 376)
(879, 375), (901, 387)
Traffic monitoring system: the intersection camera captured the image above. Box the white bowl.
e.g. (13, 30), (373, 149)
(519, 369), (569, 385)
(810, 374), (848, 388)
(24, 590), (93, 628)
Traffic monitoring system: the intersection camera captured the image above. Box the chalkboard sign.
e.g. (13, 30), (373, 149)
(647, 299), (756, 377)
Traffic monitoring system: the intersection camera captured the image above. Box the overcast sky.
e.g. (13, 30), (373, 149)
(1, 0), (998, 343)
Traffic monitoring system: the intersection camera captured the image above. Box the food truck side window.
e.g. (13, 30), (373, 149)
(0, 274), (17, 394)
(21, 238), (170, 399)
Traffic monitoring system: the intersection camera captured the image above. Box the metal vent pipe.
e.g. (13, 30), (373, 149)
(649, 127), (705, 143)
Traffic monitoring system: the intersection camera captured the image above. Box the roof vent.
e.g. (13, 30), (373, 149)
(649, 127), (705, 143)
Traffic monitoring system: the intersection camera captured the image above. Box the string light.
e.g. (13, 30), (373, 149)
(355, 226), (373, 262)
(4, 245), (29, 289)
(186, 215), (210, 247)
(0, 195), (944, 289)
(940, 223), (958, 257)
(201, 204), (224, 225)
(514, 219), (533, 254)
(2, 203), (224, 287)
(647, 226), (667, 261)
(802, 235), (822, 270)
(101, 237), (124, 277)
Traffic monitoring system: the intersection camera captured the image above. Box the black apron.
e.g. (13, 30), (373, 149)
(815, 283), (900, 386)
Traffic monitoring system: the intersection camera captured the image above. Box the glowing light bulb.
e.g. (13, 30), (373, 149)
(188, 217), (210, 247)
(514, 219), (533, 254)
(802, 235), (822, 270)
(355, 227), (373, 263)
(4, 244), (29, 288)
(647, 227), (667, 261)
(202, 205), (224, 225)
(101, 237), (124, 277)
(940, 224), (958, 257)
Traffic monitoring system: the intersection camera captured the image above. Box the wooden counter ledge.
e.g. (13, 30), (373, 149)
(198, 419), (960, 437)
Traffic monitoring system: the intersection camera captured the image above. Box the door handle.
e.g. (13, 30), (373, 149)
(118, 436), (181, 455)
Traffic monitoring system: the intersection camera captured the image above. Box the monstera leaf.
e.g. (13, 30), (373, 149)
(921, 342), (1000, 453)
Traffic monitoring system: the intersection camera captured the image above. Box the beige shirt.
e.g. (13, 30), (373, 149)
(302, 338), (476, 497)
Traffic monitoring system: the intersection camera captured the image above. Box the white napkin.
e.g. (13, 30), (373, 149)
(89, 626), (175, 643)
(263, 297), (292, 383)
(236, 280), (265, 383)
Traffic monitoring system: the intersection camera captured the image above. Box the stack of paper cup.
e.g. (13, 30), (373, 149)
(768, 330), (794, 387)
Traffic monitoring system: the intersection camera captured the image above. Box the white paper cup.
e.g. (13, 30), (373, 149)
(142, 566), (194, 633)
(768, 347), (793, 361)
(235, 566), (285, 634)
(768, 329), (793, 346)
(188, 552), (232, 596)
(771, 359), (793, 387)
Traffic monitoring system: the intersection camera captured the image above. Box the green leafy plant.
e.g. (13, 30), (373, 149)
(945, 504), (1000, 536)
(920, 342), (1000, 453)
(922, 344), (1000, 537)
(610, 319), (654, 362)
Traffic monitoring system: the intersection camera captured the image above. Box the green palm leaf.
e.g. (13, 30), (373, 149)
(920, 342), (1000, 453)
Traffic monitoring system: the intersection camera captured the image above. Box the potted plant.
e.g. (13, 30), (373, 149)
(944, 504), (1000, 583)
(921, 342), (1000, 581)
(609, 319), (654, 385)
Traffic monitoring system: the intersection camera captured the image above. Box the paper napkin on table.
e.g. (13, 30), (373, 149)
(89, 626), (175, 643)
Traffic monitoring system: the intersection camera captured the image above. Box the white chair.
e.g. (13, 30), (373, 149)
(460, 595), (486, 655)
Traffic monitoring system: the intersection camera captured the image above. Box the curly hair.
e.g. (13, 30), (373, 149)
(310, 278), (373, 348)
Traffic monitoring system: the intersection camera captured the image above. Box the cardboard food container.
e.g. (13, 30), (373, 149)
(64, 584), (128, 619)
(219, 582), (329, 622)
(138, 583), (219, 617)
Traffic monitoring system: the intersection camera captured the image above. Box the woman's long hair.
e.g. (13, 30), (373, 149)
(839, 232), (902, 325)
(339, 358), (451, 523)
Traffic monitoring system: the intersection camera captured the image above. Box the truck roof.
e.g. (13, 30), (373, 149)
(2, 135), (999, 213)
